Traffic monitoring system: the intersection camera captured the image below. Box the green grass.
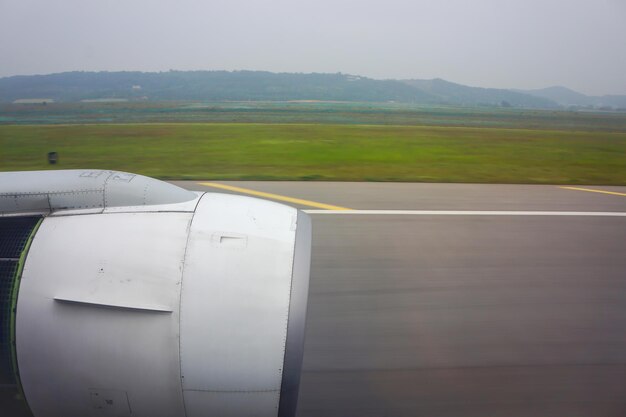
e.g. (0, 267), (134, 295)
(3, 101), (626, 131)
(1, 123), (625, 184)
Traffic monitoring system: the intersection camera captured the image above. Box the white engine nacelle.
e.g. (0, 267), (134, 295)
(0, 170), (311, 417)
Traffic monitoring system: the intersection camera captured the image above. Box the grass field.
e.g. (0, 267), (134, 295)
(1, 123), (625, 184)
(3, 101), (626, 131)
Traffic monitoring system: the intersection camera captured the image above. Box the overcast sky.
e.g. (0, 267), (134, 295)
(1, 0), (625, 95)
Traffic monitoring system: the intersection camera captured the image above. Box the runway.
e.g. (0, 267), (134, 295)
(177, 181), (626, 417)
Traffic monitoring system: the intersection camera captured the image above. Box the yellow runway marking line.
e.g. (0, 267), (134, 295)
(197, 182), (352, 211)
(560, 186), (626, 197)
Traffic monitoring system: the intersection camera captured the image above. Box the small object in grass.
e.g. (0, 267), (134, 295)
(47, 151), (58, 164)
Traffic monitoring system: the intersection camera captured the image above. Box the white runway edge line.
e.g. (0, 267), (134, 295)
(303, 210), (626, 216)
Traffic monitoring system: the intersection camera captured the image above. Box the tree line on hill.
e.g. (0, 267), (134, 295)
(1, 70), (624, 110)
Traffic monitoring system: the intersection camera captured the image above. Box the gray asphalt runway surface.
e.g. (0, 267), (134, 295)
(178, 181), (626, 417)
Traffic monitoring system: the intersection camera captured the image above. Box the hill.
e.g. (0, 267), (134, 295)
(403, 78), (558, 108)
(518, 86), (626, 109)
(0, 70), (581, 109)
(0, 71), (437, 104)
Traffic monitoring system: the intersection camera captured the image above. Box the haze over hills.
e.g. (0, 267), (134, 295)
(515, 86), (626, 109)
(1, 70), (624, 110)
(0, 71), (438, 104)
(402, 78), (558, 108)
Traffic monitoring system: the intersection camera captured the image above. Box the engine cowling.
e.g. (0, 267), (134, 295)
(0, 170), (311, 417)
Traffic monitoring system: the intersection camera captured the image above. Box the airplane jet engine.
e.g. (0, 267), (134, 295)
(0, 170), (311, 417)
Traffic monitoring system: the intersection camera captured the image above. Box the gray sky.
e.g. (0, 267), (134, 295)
(1, 0), (625, 95)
